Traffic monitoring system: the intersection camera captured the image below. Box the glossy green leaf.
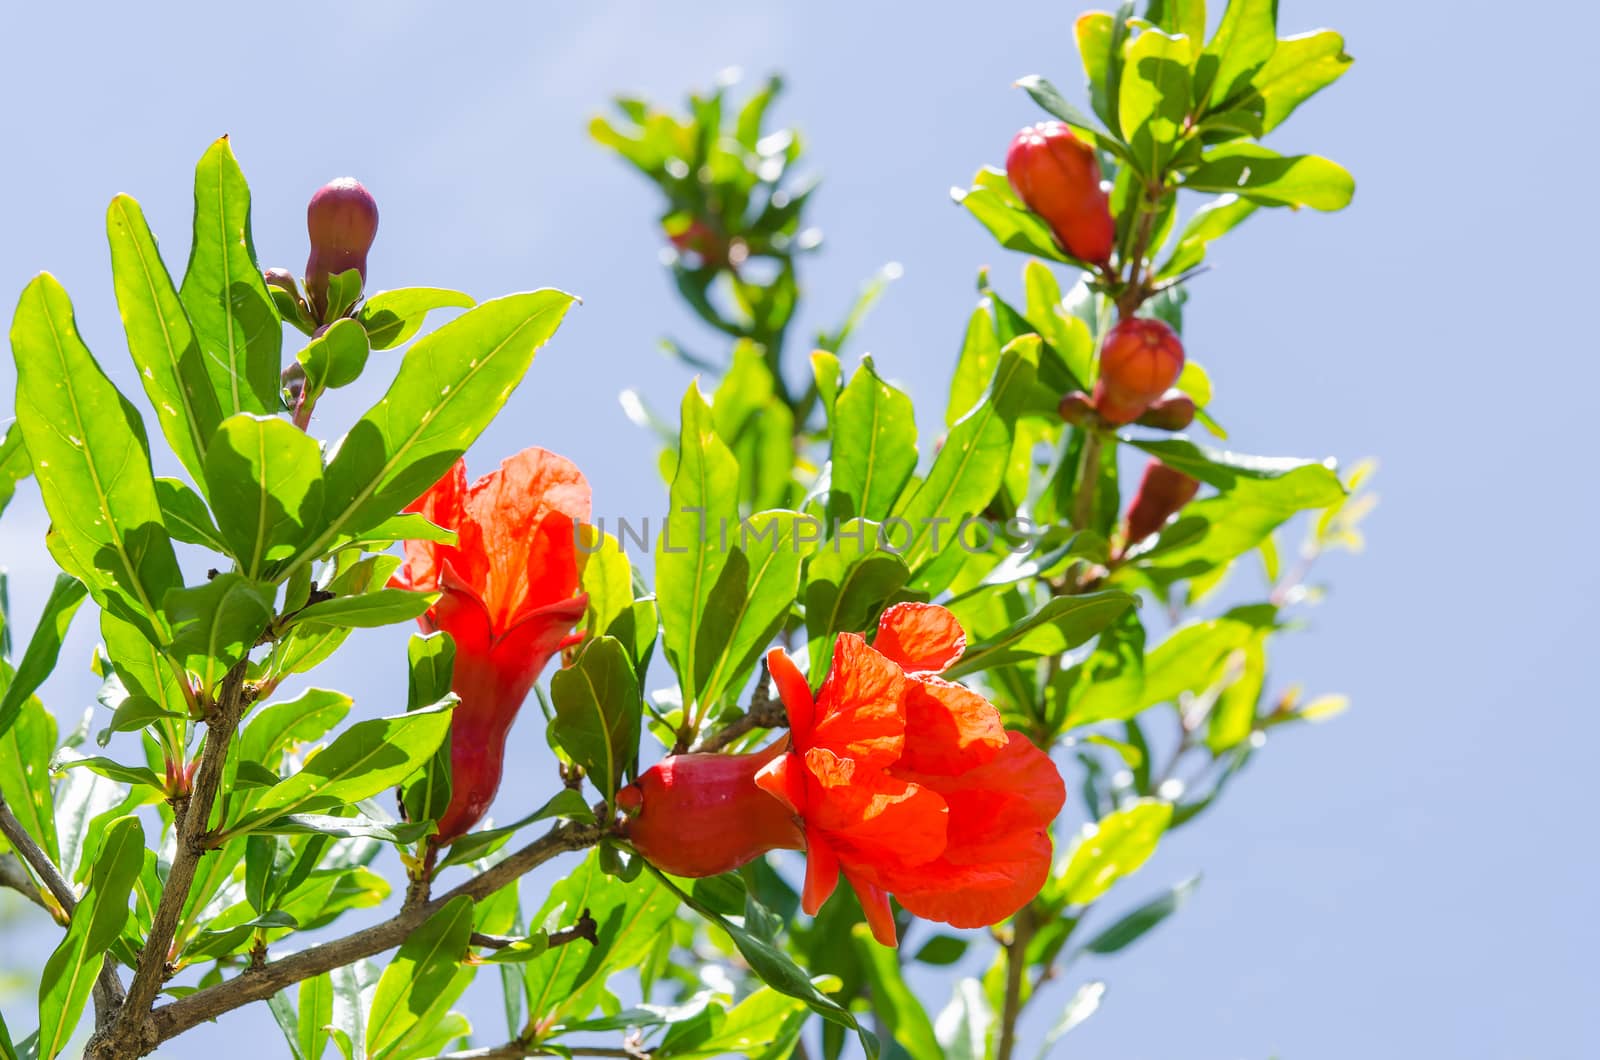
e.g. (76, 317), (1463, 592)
(523, 849), (678, 1029)
(1081, 874), (1199, 953)
(367, 895), (475, 1059)
(694, 509), (815, 709)
(310, 289), (575, 563)
(179, 137), (280, 416)
(164, 573), (274, 689)
(934, 977), (992, 1060)
(297, 318), (370, 393)
(1183, 144), (1354, 210)
(854, 924), (942, 1060)
(944, 591), (1134, 679)
(358, 288), (475, 350)
(649, 867), (878, 1057)
(107, 193), (224, 484)
(286, 589), (437, 630)
(1075, 5), (1134, 131)
(578, 530), (633, 643)
(803, 522), (911, 680)
(36, 815), (143, 1059)
(1023, 260), (1094, 388)
(206, 414), (326, 579)
(954, 169), (1073, 266)
(1128, 438), (1344, 500)
(238, 688), (353, 767)
(0, 574), (85, 740)
(1035, 980), (1105, 1056)
(99, 610), (188, 752)
(1157, 195), (1259, 278)
(298, 973), (335, 1060)
(401, 632), (454, 825)
(1197, 0), (1277, 105)
(829, 357), (917, 523)
(0, 422), (30, 522)
(1207, 632), (1266, 751)
(657, 384), (739, 711)
(1135, 609), (1272, 712)
(0, 666), (59, 864)
(155, 477), (228, 551)
(57, 756), (164, 790)
(1058, 608), (1147, 727)
(1057, 799), (1172, 904)
(433, 788), (594, 873)
(550, 636), (641, 800)
(10, 273), (181, 638)
(1014, 75), (1130, 163)
(228, 703), (453, 834)
(1254, 30), (1353, 133)
(947, 303), (1001, 426)
(1118, 28), (1194, 175)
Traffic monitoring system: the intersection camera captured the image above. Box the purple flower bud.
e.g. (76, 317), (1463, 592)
(305, 178), (378, 320)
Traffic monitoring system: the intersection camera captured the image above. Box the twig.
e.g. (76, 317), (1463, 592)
(93, 661), (252, 1055)
(1, 793), (126, 1022)
(690, 663), (788, 754)
(471, 908), (598, 952)
(0, 851), (52, 914)
(134, 820), (603, 1053)
(995, 904), (1036, 1060)
(435, 1046), (642, 1059)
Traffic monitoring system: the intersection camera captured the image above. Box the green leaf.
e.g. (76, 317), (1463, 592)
(694, 509), (815, 710)
(934, 977), (992, 1060)
(1014, 75), (1130, 163)
(433, 789), (594, 873)
(179, 137), (281, 416)
(238, 688), (353, 767)
(1157, 195), (1258, 278)
(1183, 144), (1354, 211)
(206, 414), (326, 580)
(227, 704), (453, 835)
(944, 591), (1134, 679)
(1034, 980), (1105, 1056)
(1081, 874), (1199, 953)
(578, 531), (633, 643)
(1057, 608), (1147, 728)
(299, 974), (335, 1060)
(947, 303), (1001, 426)
(286, 589), (438, 630)
(523, 849), (679, 1029)
(854, 925), (942, 1060)
(0, 574), (86, 740)
(1023, 260), (1094, 388)
(894, 343), (1041, 584)
(99, 611), (188, 752)
(648, 867), (878, 1058)
(0, 668), (60, 864)
(0, 422), (30, 522)
(1076, 5), (1134, 131)
(1118, 27), (1194, 175)
(156, 477), (228, 551)
(954, 170), (1073, 266)
(803, 523), (911, 680)
(10, 273), (181, 639)
(297, 318), (371, 393)
(402, 632), (454, 827)
(358, 288), (476, 350)
(107, 193), (224, 484)
(1253, 30), (1353, 133)
(1056, 799), (1172, 904)
(251, 814), (432, 844)
(1135, 609), (1272, 712)
(36, 815), (143, 1059)
(366, 895), (475, 1059)
(1128, 438), (1344, 499)
(657, 384), (739, 712)
(164, 574), (274, 689)
(57, 756), (164, 790)
(550, 637), (641, 801)
(1197, 0), (1277, 105)
(310, 290), (576, 561)
(829, 357), (917, 523)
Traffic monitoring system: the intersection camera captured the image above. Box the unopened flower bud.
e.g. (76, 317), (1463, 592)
(1093, 318), (1185, 426)
(1135, 390), (1196, 431)
(305, 178), (378, 319)
(1123, 460), (1200, 548)
(1006, 122), (1116, 264)
(618, 741), (804, 877)
(666, 217), (729, 269)
(263, 267), (296, 292)
(1057, 390), (1098, 427)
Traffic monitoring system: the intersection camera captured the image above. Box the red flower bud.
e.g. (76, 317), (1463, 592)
(1123, 460), (1200, 548)
(1093, 318), (1185, 425)
(305, 178), (378, 319)
(1135, 390), (1196, 431)
(666, 218), (730, 269)
(1006, 122), (1115, 264)
(263, 267), (296, 292)
(618, 740), (805, 877)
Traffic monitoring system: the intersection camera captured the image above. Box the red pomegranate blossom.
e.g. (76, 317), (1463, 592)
(394, 447), (591, 843)
(621, 603), (1066, 946)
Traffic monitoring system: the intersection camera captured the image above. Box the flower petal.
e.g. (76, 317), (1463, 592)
(805, 760), (947, 872)
(395, 459), (469, 593)
(874, 602), (966, 674)
(899, 675), (1007, 776)
(802, 828), (841, 916)
(456, 447), (591, 631)
(753, 742), (805, 815)
(809, 634), (905, 769)
(766, 647), (815, 747)
(844, 869), (899, 947)
(884, 733), (1065, 928)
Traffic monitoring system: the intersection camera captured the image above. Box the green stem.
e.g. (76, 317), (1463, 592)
(1072, 430), (1106, 532)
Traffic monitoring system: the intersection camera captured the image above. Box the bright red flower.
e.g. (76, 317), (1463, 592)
(617, 604), (1064, 945)
(393, 447), (591, 843)
(754, 603), (1066, 945)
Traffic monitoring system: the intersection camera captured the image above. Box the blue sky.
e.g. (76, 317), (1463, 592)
(2, 1), (1596, 1057)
